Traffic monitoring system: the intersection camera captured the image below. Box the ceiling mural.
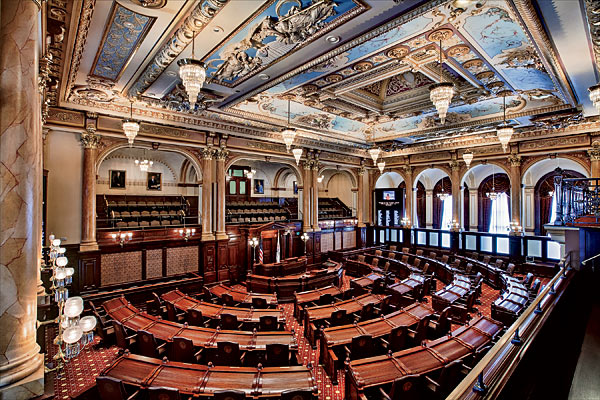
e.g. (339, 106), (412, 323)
(49, 0), (597, 153)
(90, 3), (155, 81)
(203, 0), (368, 87)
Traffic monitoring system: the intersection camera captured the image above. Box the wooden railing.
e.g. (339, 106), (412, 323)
(447, 252), (575, 399)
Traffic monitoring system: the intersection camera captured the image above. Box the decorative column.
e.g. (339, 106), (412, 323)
(311, 159), (320, 231)
(201, 146), (215, 241)
(214, 146), (229, 240)
(357, 165), (366, 227)
(402, 165), (413, 222)
(469, 189), (478, 231)
(80, 128), (101, 252)
(302, 160), (312, 231)
(508, 153), (522, 224)
(450, 160), (461, 224)
(588, 140), (600, 179)
(425, 189), (434, 228)
(0, 0), (45, 396)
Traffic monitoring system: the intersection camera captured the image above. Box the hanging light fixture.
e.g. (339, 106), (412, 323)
(177, 29), (206, 108)
(122, 99), (139, 146)
(429, 38), (454, 124)
(317, 175), (324, 183)
(369, 147), (381, 163)
(245, 169), (256, 179)
(589, 83), (600, 114)
(281, 98), (297, 152)
(486, 167), (502, 200)
(437, 179), (449, 200)
(377, 161), (385, 173)
(462, 150), (473, 168)
(292, 148), (303, 165)
(497, 94), (514, 152)
(135, 150), (153, 172)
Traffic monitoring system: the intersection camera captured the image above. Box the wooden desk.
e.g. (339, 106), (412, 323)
(209, 283), (278, 307)
(254, 256), (307, 277)
(293, 285), (350, 321)
(387, 273), (426, 305)
(492, 274), (529, 324)
(303, 293), (390, 347)
(454, 254), (503, 288)
(162, 290), (285, 325)
(103, 297), (297, 353)
(345, 315), (503, 399)
(432, 274), (471, 313)
(101, 353), (318, 398)
(350, 273), (385, 295)
(247, 260), (343, 301)
(320, 302), (435, 383)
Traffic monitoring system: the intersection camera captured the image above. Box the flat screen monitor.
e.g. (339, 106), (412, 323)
(382, 190), (395, 201)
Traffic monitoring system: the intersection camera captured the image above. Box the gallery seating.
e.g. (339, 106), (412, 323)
(101, 194), (193, 229)
(226, 200), (291, 224)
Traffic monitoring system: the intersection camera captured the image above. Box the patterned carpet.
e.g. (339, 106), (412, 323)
(46, 274), (528, 399)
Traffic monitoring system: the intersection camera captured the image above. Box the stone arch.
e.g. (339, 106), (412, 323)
(318, 166), (358, 188)
(375, 171), (405, 188)
(459, 160), (511, 186)
(226, 154), (303, 185)
(521, 156), (590, 186)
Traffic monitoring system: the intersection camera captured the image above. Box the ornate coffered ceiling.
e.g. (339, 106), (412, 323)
(46, 0), (600, 155)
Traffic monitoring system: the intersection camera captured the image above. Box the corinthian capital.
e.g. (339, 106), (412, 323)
(215, 147), (229, 161)
(449, 160), (460, 172)
(80, 130), (102, 149)
(588, 140), (600, 161)
(201, 146), (214, 160)
(508, 153), (522, 167)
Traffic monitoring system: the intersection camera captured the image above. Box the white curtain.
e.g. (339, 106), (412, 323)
(440, 195), (453, 231)
(549, 193), (557, 224)
(489, 193), (510, 233)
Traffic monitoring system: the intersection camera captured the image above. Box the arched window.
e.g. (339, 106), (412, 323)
(478, 173), (510, 232)
(433, 177), (451, 229)
(415, 181), (426, 228)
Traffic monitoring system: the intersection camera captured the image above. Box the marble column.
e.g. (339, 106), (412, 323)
(508, 154), (522, 224)
(402, 166), (413, 223)
(450, 161), (461, 224)
(302, 161), (312, 231)
(0, 0), (45, 397)
(214, 147), (229, 240)
(425, 189), (434, 229)
(588, 140), (600, 179)
(357, 166), (366, 227)
(311, 161), (320, 231)
(80, 129), (101, 252)
(201, 147), (215, 241)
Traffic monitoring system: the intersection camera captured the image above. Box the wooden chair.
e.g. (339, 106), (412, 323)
(506, 263), (516, 276)
(344, 334), (373, 360)
(389, 245), (397, 252)
(379, 375), (421, 400)
(440, 255), (449, 264)
(482, 256), (491, 265)
(412, 259), (422, 269)
(259, 315), (279, 331)
(165, 301), (185, 323)
(169, 336), (202, 364)
(357, 255), (366, 263)
(112, 320), (136, 351)
(222, 293), (235, 307)
(265, 343), (290, 367)
(381, 325), (407, 352)
(402, 247), (410, 254)
(96, 376), (139, 400)
(422, 263), (430, 275)
(416, 249), (424, 257)
(529, 279), (541, 298)
(137, 330), (167, 359)
(429, 252), (437, 260)
(327, 309), (348, 327)
(359, 303), (376, 321)
(424, 359), (464, 399)
(372, 258), (380, 267)
(428, 307), (451, 338)
(216, 341), (244, 366)
(92, 308), (114, 345)
(213, 390), (246, 400)
(495, 259), (504, 269)
(407, 315), (430, 346)
(220, 313), (243, 330)
(401, 255), (409, 264)
(147, 387), (181, 400)
(522, 272), (534, 287)
(318, 293), (333, 305)
(186, 309), (208, 327)
(281, 389), (315, 400)
(375, 250), (383, 257)
(251, 297), (268, 309)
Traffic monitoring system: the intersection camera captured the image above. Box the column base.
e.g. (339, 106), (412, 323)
(311, 226), (321, 232)
(0, 354), (44, 400)
(215, 232), (229, 241)
(201, 233), (215, 241)
(79, 241), (99, 252)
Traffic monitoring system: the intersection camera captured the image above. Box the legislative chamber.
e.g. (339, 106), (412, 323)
(2, 0), (600, 399)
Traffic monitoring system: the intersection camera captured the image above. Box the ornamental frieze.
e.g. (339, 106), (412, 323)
(518, 134), (589, 151)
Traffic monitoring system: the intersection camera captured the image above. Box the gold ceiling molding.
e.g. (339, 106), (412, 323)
(64, 0), (96, 103)
(47, 107), (85, 127)
(518, 134), (590, 152)
(583, 0), (600, 72)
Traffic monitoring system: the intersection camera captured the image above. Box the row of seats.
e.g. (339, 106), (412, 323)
(229, 215), (287, 223)
(227, 200), (279, 207)
(106, 200), (183, 208)
(115, 218), (182, 228)
(111, 210), (184, 218)
(227, 208), (287, 215)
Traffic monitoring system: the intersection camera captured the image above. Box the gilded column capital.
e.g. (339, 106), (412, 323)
(201, 146), (215, 160)
(215, 147), (229, 161)
(401, 164), (412, 176)
(311, 160), (321, 171)
(449, 160), (460, 172)
(358, 166), (367, 176)
(80, 130), (101, 149)
(588, 140), (600, 161)
(508, 153), (522, 167)
(42, 127), (50, 142)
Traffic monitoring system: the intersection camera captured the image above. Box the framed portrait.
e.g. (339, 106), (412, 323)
(293, 181), (298, 195)
(109, 170), (126, 189)
(147, 172), (162, 191)
(254, 179), (264, 194)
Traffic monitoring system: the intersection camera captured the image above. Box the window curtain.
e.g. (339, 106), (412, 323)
(440, 195), (453, 231)
(463, 184), (470, 230)
(433, 177), (451, 229)
(416, 182), (426, 228)
(478, 173), (510, 232)
(489, 193), (510, 233)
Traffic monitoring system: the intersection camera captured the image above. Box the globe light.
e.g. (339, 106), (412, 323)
(56, 256), (68, 267)
(292, 148), (303, 165)
(52, 238), (61, 247)
(80, 316), (97, 333)
(64, 296), (83, 318)
(62, 326), (83, 344)
(55, 268), (67, 281)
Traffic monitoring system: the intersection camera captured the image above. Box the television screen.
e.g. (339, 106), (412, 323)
(382, 190), (395, 201)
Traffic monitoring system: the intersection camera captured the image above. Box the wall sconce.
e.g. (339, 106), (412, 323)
(400, 217), (411, 228)
(300, 232), (309, 255)
(178, 227), (196, 241)
(249, 237), (259, 264)
(448, 220), (461, 232)
(509, 221), (523, 236)
(111, 232), (132, 247)
(317, 175), (324, 183)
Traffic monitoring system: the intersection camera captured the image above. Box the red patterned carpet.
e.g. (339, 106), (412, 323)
(46, 275), (529, 399)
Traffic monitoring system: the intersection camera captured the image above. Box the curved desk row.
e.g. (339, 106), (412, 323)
(100, 353), (317, 398)
(491, 274), (530, 324)
(293, 285), (351, 321)
(208, 283), (278, 307)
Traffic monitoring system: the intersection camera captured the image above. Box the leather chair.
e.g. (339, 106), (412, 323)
(169, 336), (202, 364)
(96, 376), (139, 400)
(216, 341), (244, 366)
(265, 343), (290, 367)
(165, 301), (185, 323)
(259, 315), (278, 331)
(251, 297), (268, 309)
(136, 330), (167, 359)
(220, 313), (243, 330)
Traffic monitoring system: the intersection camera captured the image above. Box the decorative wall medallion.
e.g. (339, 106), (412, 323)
(426, 28), (454, 42)
(386, 45), (410, 59)
(71, 76), (118, 102)
(325, 74), (343, 83)
(487, 81), (505, 90)
(353, 61), (374, 72)
(302, 84), (318, 93)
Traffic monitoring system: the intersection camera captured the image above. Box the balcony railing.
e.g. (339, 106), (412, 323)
(555, 177), (600, 225)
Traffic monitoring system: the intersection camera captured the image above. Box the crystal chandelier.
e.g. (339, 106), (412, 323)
(462, 150), (473, 168)
(429, 38), (454, 124)
(245, 169), (256, 179)
(135, 158), (153, 172)
(281, 99), (296, 152)
(437, 178), (450, 200)
(317, 175), (324, 183)
(122, 100), (139, 146)
(497, 94), (513, 152)
(486, 168), (502, 200)
(292, 148), (303, 165)
(369, 147), (381, 163)
(177, 30), (206, 108)
(377, 161), (385, 173)
(589, 83), (600, 114)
